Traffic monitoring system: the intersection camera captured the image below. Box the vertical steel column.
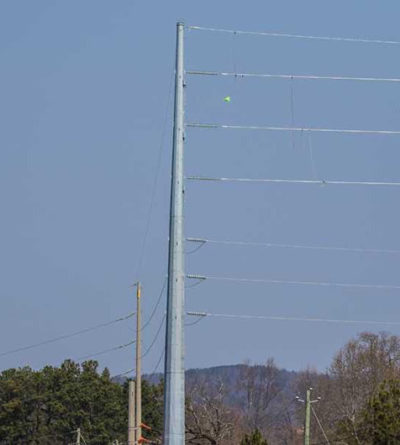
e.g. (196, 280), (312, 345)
(163, 21), (185, 445)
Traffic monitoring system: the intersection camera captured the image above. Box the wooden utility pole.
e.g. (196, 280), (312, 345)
(304, 389), (311, 445)
(296, 388), (321, 445)
(128, 380), (136, 445)
(136, 282), (142, 443)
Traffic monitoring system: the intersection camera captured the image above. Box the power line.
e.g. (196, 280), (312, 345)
(186, 237), (400, 255)
(149, 349), (165, 377)
(114, 311), (202, 379)
(0, 312), (135, 358)
(184, 315), (206, 327)
(134, 67), (174, 279)
(188, 25), (400, 46)
(76, 339), (135, 361)
(187, 70), (400, 84)
(141, 277), (167, 331)
(186, 311), (400, 327)
(114, 315), (167, 379)
(141, 315), (166, 360)
(113, 367), (135, 379)
(312, 406), (331, 444)
(187, 274), (400, 291)
(187, 122), (400, 135)
(187, 176), (400, 187)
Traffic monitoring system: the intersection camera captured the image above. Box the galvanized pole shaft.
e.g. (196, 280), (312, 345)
(128, 380), (136, 445)
(76, 428), (81, 445)
(136, 282), (142, 442)
(304, 389), (311, 445)
(163, 22), (185, 445)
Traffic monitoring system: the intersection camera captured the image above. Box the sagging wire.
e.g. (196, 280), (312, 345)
(188, 25), (400, 46)
(186, 176), (400, 187)
(186, 274), (400, 291)
(186, 70), (400, 84)
(76, 340), (136, 361)
(186, 122), (400, 135)
(186, 237), (400, 255)
(186, 311), (400, 327)
(0, 312), (135, 358)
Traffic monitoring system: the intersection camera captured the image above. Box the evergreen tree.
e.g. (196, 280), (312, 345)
(359, 379), (400, 444)
(0, 360), (163, 444)
(240, 428), (268, 445)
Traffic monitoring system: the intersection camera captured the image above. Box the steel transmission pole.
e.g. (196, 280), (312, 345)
(163, 21), (185, 445)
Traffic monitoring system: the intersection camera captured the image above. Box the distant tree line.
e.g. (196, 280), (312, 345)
(2, 332), (400, 444)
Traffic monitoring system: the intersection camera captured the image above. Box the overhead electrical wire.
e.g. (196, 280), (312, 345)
(141, 277), (167, 331)
(186, 176), (400, 187)
(312, 406), (331, 444)
(141, 314), (166, 360)
(113, 313), (201, 379)
(76, 339), (135, 361)
(186, 237), (400, 255)
(186, 122), (400, 135)
(187, 274), (400, 291)
(186, 311), (400, 327)
(0, 312), (135, 358)
(149, 349), (165, 377)
(134, 67), (174, 279)
(184, 316), (206, 327)
(188, 25), (400, 46)
(112, 315), (167, 379)
(186, 70), (400, 84)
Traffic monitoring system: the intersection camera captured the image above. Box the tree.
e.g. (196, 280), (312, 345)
(0, 360), (163, 444)
(359, 379), (400, 444)
(328, 332), (400, 444)
(238, 358), (282, 431)
(186, 378), (237, 444)
(240, 429), (268, 445)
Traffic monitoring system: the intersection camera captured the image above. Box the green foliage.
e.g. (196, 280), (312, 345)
(240, 428), (268, 445)
(359, 379), (400, 444)
(0, 360), (163, 444)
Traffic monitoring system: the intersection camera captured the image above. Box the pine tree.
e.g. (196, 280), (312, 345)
(240, 428), (268, 445)
(359, 379), (400, 444)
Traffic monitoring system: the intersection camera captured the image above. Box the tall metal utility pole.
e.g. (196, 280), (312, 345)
(136, 282), (142, 443)
(128, 380), (136, 445)
(163, 21), (185, 445)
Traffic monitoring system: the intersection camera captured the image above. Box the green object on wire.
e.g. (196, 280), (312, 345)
(224, 96), (231, 103)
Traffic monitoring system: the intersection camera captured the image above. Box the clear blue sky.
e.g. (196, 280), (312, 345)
(2, 1), (400, 376)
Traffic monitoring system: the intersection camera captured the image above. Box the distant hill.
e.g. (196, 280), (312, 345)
(115, 363), (299, 411)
